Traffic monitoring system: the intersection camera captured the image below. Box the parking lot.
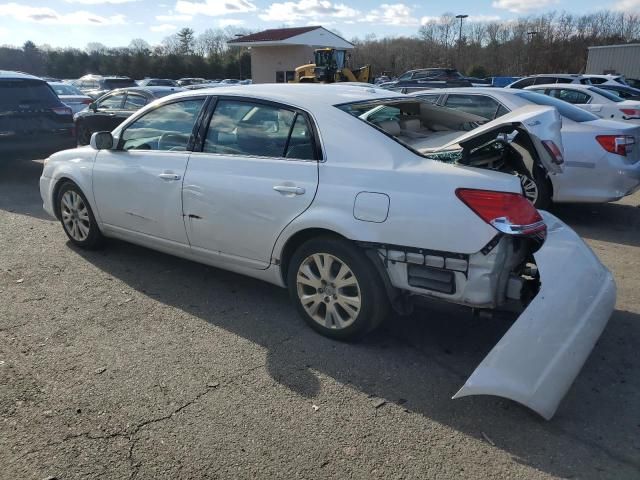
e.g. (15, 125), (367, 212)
(1, 156), (639, 479)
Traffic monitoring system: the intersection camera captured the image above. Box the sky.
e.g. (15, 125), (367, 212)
(0, 0), (633, 48)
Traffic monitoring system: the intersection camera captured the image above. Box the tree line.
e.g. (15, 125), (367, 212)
(0, 10), (638, 81)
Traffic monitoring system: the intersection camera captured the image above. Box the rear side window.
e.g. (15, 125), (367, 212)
(0, 79), (58, 108)
(515, 91), (599, 122)
(416, 94), (439, 104)
(588, 87), (624, 102)
(548, 89), (591, 104)
(203, 100), (315, 160)
(534, 77), (558, 84)
(555, 78), (573, 84)
(444, 94), (500, 120)
(98, 93), (125, 110)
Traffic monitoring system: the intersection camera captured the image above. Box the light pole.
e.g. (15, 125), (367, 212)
(527, 31), (539, 75)
(234, 33), (243, 79)
(455, 14), (468, 69)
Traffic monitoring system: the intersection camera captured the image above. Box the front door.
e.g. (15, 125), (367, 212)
(182, 98), (319, 268)
(92, 98), (206, 244)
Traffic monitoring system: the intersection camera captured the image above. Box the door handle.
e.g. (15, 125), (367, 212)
(273, 185), (305, 195)
(158, 172), (181, 181)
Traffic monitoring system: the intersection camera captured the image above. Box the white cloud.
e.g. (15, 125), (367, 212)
(259, 0), (359, 22)
(65, 0), (138, 4)
(218, 18), (245, 27)
(156, 13), (193, 21)
(491, 0), (558, 13)
(0, 3), (126, 25)
(175, 0), (257, 16)
(613, 0), (640, 10)
(469, 14), (502, 22)
(150, 23), (177, 32)
(363, 3), (418, 26)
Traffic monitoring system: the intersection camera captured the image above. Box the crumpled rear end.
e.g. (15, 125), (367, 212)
(453, 211), (616, 419)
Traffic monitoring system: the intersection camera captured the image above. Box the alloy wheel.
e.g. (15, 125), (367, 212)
(296, 253), (361, 330)
(518, 173), (539, 205)
(60, 190), (91, 242)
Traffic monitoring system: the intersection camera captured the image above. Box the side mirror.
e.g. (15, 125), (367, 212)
(90, 131), (114, 150)
(89, 102), (97, 112)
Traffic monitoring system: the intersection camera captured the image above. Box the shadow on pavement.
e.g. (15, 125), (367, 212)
(74, 239), (640, 480)
(0, 157), (50, 221)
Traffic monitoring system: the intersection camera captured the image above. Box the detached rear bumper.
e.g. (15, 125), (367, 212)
(453, 211), (616, 419)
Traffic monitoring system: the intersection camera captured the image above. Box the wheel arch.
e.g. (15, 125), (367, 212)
(278, 228), (348, 286)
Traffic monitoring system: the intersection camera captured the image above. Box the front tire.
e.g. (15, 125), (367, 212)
(287, 236), (389, 341)
(57, 181), (104, 249)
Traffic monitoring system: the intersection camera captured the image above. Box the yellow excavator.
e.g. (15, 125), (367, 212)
(292, 48), (373, 83)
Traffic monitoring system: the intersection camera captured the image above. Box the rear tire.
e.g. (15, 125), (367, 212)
(287, 236), (390, 341)
(56, 181), (104, 249)
(519, 166), (552, 210)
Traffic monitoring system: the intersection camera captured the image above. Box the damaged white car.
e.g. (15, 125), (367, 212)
(39, 84), (615, 419)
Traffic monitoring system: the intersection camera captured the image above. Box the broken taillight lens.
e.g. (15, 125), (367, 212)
(541, 140), (564, 165)
(596, 135), (635, 156)
(456, 188), (546, 237)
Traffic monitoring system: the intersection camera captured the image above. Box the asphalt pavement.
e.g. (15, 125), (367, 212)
(1, 157), (639, 479)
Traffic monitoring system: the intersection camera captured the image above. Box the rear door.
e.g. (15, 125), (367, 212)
(182, 97), (319, 269)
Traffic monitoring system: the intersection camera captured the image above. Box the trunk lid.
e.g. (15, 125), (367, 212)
(436, 105), (564, 174)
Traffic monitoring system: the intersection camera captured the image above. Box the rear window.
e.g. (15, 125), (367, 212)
(588, 86), (624, 102)
(104, 79), (136, 89)
(50, 83), (83, 96)
(0, 79), (58, 107)
(514, 91), (599, 122)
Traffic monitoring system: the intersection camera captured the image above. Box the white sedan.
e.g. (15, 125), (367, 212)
(40, 84), (615, 419)
(412, 87), (640, 205)
(526, 83), (640, 124)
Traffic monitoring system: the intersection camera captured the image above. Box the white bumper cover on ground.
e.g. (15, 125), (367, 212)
(453, 211), (616, 419)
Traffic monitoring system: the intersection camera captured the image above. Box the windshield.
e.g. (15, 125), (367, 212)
(50, 83), (83, 96)
(588, 86), (624, 102)
(514, 91), (599, 122)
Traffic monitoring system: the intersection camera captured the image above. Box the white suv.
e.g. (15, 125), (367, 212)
(508, 74), (627, 89)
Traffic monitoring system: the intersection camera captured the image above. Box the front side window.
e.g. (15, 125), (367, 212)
(416, 94), (439, 104)
(510, 77), (535, 88)
(444, 94), (500, 120)
(98, 93), (125, 110)
(124, 94), (147, 110)
(203, 99), (315, 159)
(120, 98), (205, 151)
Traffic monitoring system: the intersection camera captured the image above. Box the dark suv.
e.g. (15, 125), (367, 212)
(0, 71), (75, 157)
(73, 75), (137, 99)
(384, 68), (473, 92)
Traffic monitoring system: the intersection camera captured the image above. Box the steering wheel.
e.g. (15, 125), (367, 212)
(158, 132), (188, 151)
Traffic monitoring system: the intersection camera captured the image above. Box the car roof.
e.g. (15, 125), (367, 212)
(0, 70), (43, 81)
(166, 83), (404, 108)
(526, 73), (581, 78)
(106, 86), (183, 96)
(526, 83), (591, 90)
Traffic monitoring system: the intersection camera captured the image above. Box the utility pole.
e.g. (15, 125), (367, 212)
(455, 14), (468, 70)
(527, 31), (539, 75)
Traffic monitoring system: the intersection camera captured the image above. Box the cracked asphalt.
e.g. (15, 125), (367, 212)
(1, 157), (639, 480)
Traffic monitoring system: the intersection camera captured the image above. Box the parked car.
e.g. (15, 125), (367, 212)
(486, 76), (520, 87)
(183, 82), (227, 90)
(0, 70), (75, 156)
(177, 77), (206, 87)
(74, 86), (184, 145)
(507, 73), (628, 89)
(40, 84), (615, 420)
(48, 82), (93, 114)
(383, 68), (473, 91)
(525, 84), (640, 124)
(595, 83), (640, 101)
(137, 78), (178, 87)
(219, 79), (241, 84)
(411, 87), (640, 205)
(73, 75), (137, 99)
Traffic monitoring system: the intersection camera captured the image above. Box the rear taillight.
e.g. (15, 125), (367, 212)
(596, 135), (635, 156)
(81, 99), (92, 105)
(620, 108), (640, 118)
(541, 140), (564, 165)
(52, 106), (72, 116)
(456, 188), (546, 237)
